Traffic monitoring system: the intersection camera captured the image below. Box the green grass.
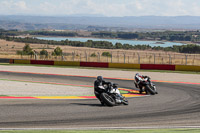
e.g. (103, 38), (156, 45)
(0, 129), (200, 133)
(0, 63), (199, 75)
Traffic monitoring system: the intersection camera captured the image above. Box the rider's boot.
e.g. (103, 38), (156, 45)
(134, 81), (139, 88)
(145, 90), (149, 95)
(100, 101), (105, 106)
(139, 87), (143, 94)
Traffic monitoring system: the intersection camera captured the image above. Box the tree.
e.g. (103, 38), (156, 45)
(52, 47), (62, 56)
(115, 43), (123, 49)
(23, 43), (34, 55)
(16, 43), (34, 55)
(102, 52), (111, 57)
(90, 53), (97, 57)
(40, 49), (48, 56)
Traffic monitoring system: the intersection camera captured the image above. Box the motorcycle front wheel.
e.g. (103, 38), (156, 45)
(100, 93), (116, 107)
(145, 85), (156, 95)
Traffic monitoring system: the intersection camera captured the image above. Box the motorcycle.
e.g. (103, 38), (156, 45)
(135, 76), (158, 95)
(99, 82), (128, 107)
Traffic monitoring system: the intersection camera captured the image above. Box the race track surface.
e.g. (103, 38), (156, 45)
(0, 71), (200, 128)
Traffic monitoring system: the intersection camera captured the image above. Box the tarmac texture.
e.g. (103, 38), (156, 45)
(0, 68), (199, 128)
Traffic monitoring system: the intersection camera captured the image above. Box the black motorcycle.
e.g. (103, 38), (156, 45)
(99, 82), (128, 107)
(135, 76), (158, 95)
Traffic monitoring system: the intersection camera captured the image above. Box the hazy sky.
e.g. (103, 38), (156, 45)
(0, 0), (200, 16)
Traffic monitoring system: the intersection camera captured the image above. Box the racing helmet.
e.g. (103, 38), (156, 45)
(135, 73), (140, 76)
(113, 83), (118, 88)
(135, 73), (142, 81)
(97, 76), (103, 81)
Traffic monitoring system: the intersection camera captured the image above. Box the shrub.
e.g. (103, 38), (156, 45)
(52, 47), (62, 56)
(102, 52), (111, 57)
(16, 43), (34, 55)
(90, 53), (97, 57)
(40, 49), (48, 56)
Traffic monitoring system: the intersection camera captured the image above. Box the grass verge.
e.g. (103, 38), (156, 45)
(0, 63), (200, 75)
(0, 129), (200, 133)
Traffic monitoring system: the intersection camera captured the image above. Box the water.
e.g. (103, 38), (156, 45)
(36, 37), (186, 47)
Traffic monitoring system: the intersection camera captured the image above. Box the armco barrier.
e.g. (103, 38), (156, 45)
(10, 59), (200, 72)
(14, 59), (30, 64)
(54, 61), (80, 66)
(9, 59), (14, 64)
(80, 62), (108, 68)
(31, 60), (54, 65)
(140, 64), (175, 70)
(0, 58), (11, 63)
(175, 65), (200, 72)
(109, 63), (140, 69)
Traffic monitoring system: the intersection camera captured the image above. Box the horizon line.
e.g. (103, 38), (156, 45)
(1, 15), (200, 17)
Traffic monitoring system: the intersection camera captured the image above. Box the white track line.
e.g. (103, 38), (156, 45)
(1, 126), (200, 130)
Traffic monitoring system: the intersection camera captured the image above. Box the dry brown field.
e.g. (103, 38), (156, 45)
(0, 39), (200, 65)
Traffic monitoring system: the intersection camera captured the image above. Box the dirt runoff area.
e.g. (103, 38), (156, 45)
(0, 65), (200, 83)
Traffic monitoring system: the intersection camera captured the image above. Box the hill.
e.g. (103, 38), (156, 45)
(0, 15), (200, 31)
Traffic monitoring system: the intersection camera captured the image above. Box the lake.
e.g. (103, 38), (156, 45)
(36, 37), (186, 47)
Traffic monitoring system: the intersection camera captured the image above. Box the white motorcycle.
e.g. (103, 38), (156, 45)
(135, 76), (158, 95)
(99, 82), (128, 107)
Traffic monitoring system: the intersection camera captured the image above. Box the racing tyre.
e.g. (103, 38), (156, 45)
(145, 85), (156, 95)
(100, 93), (116, 107)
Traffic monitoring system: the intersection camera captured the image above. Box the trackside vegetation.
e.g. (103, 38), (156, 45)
(1, 29), (200, 54)
(17, 44), (62, 56)
(16, 44), (34, 55)
(92, 31), (200, 42)
(1, 29), (200, 42)
(7, 36), (200, 54)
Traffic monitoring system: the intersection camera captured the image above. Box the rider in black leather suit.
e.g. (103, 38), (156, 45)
(94, 76), (107, 105)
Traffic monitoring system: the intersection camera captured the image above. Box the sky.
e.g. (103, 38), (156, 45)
(0, 0), (200, 17)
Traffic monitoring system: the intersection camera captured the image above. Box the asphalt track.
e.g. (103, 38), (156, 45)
(0, 71), (200, 128)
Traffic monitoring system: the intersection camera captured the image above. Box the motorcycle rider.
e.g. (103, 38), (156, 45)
(94, 76), (107, 105)
(134, 73), (149, 94)
(94, 76), (125, 105)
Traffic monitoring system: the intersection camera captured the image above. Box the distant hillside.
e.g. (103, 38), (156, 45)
(0, 15), (200, 31)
